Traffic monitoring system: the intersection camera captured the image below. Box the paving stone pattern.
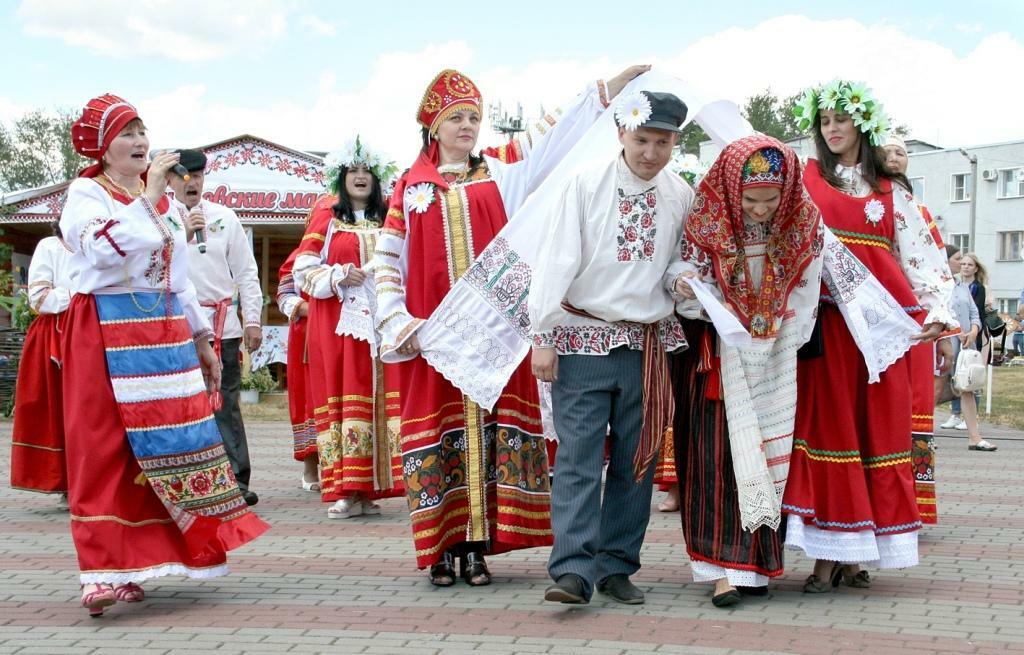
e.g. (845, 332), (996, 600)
(2, 415), (1022, 655)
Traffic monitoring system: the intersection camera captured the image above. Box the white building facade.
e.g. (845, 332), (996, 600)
(906, 140), (1024, 314)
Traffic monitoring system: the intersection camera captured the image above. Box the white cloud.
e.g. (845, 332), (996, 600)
(299, 14), (337, 37)
(955, 22), (984, 34)
(658, 15), (1024, 147)
(17, 0), (288, 62)
(140, 41), (478, 165)
(134, 16), (1024, 166)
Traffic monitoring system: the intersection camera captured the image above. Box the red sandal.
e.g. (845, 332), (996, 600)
(114, 582), (145, 603)
(81, 584), (116, 617)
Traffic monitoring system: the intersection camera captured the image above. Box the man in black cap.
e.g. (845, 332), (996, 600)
(528, 90), (695, 604)
(168, 149), (263, 506)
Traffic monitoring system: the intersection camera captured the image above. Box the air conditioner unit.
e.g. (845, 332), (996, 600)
(981, 169), (998, 181)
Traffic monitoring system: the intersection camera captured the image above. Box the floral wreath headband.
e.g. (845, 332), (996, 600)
(792, 79), (890, 147)
(322, 136), (399, 196)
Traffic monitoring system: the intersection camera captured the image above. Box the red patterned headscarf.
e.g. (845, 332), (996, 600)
(685, 134), (821, 338)
(71, 93), (140, 178)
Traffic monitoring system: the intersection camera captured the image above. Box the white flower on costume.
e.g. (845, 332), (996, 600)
(864, 198), (885, 225)
(405, 183), (435, 214)
(615, 92), (652, 131)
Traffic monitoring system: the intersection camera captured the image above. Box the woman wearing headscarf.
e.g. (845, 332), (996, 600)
(674, 136), (823, 607)
(59, 94), (268, 616)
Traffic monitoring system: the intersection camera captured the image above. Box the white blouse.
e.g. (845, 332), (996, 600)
(59, 177), (211, 337)
(27, 236), (76, 315)
(529, 154), (694, 354)
(182, 199), (263, 340)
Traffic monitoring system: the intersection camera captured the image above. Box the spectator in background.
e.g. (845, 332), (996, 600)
(1011, 306), (1024, 357)
(942, 245), (996, 451)
(170, 149), (265, 507)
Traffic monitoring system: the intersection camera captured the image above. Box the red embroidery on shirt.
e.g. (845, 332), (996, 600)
(93, 219), (126, 257)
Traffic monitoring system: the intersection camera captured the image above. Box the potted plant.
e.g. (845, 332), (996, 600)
(240, 366), (276, 404)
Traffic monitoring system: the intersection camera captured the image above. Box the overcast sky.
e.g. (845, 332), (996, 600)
(3, 0), (1022, 165)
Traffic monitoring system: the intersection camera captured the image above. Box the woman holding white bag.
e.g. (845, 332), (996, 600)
(945, 245), (996, 452)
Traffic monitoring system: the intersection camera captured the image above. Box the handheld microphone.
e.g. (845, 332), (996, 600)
(193, 207), (207, 254)
(171, 163), (191, 182)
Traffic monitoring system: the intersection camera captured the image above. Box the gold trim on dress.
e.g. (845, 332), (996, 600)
(11, 441), (65, 452)
(71, 514), (175, 527)
(372, 356), (393, 491)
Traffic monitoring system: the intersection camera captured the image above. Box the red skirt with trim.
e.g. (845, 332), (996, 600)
(398, 354), (552, 569)
(306, 297), (404, 502)
(908, 338), (938, 525)
(782, 304), (921, 535)
(10, 314), (67, 494)
(654, 429), (678, 488)
(62, 295), (266, 581)
(286, 316), (317, 461)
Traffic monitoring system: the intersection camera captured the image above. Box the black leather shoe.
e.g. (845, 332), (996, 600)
(597, 574), (644, 605)
(737, 585), (768, 597)
(428, 551), (456, 587)
(544, 574), (589, 604)
(711, 589), (741, 608)
(459, 552), (491, 586)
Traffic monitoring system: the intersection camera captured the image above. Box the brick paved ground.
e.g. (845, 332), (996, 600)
(2, 413), (1023, 655)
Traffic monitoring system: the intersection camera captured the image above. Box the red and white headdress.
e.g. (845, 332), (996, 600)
(71, 93), (140, 178)
(416, 69), (482, 135)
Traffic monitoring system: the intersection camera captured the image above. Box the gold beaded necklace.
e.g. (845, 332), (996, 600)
(100, 172), (144, 198)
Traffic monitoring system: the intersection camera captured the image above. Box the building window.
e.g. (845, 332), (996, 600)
(950, 233), (970, 253)
(997, 231), (1024, 261)
(998, 168), (1024, 199)
(951, 173), (972, 202)
(908, 177), (925, 203)
(998, 298), (1019, 315)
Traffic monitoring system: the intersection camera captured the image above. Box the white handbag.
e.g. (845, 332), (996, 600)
(952, 348), (986, 393)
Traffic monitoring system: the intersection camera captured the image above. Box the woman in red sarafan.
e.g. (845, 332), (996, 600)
(881, 133), (946, 524)
(292, 137), (404, 519)
(372, 66), (646, 587)
(58, 94), (268, 617)
(10, 225), (75, 502)
(276, 246), (319, 492)
(782, 81), (954, 592)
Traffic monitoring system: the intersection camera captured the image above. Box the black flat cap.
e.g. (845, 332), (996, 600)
(174, 149), (207, 173)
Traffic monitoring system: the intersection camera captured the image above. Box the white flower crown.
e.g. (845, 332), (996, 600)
(792, 79), (890, 147)
(323, 136), (398, 195)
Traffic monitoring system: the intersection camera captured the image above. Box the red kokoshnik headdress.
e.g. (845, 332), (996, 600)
(71, 93), (140, 178)
(685, 134), (821, 338)
(416, 69), (482, 136)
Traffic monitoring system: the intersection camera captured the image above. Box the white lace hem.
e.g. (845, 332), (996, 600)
(690, 559), (769, 587)
(80, 563), (229, 585)
(784, 515), (918, 569)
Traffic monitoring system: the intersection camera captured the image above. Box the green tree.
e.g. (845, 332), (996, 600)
(678, 121), (709, 156)
(0, 109), (87, 193)
(742, 89), (803, 142)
